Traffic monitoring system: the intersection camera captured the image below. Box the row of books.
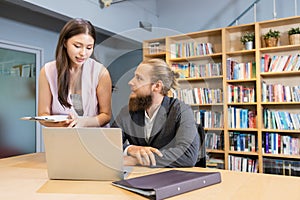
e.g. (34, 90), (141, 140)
(205, 132), (224, 150)
(226, 58), (256, 80)
(1, 64), (35, 77)
(193, 110), (223, 129)
(263, 108), (300, 130)
(147, 42), (165, 54)
(206, 156), (225, 169)
(262, 132), (300, 155)
(228, 107), (257, 129)
(171, 62), (222, 78)
(229, 132), (257, 152)
(227, 84), (256, 103)
(263, 158), (300, 176)
(170, 42), (214, 58)
(173, 88), (223, 105)
(261, 54), (300, 72)
(261, 82), (300, 102)
(228, 155), (258, 173)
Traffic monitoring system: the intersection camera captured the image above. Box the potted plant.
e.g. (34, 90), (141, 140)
(263, 29), (280, 47)
(288, 27), (300, 45)
(240, 32), (255, 50)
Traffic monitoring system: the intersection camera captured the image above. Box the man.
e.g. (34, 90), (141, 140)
(112, 58), (200, 167)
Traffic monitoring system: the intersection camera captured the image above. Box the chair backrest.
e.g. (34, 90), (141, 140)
(195, 123), (206, 167)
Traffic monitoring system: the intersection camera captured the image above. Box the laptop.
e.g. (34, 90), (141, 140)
(42, 127), (124, 181)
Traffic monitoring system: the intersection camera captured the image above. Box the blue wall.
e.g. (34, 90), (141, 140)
(157, 0), (300, 34)
(0, 16), (57, 64)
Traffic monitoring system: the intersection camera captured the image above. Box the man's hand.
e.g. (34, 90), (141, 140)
(127, 145), (163, 166)
(123, 155), (138, 166)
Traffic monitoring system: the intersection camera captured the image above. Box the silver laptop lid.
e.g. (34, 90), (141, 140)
(43, 127), (124, 181)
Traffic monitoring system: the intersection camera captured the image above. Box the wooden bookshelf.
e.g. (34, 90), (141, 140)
(143, 37), (166, 61)
(143, 16), (300, 176)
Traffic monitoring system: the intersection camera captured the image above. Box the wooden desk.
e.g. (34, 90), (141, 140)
(0, 153), (299, 200)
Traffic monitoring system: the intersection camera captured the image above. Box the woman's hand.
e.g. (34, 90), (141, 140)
(67, 114), (100, 128)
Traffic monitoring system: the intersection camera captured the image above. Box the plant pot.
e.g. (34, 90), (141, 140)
(245, 41), (254, 50)
(265, 37), (278, 47)
(289, 34), (300, 45)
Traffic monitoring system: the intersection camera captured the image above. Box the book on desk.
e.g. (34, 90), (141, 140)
(112, 169), (221, 200)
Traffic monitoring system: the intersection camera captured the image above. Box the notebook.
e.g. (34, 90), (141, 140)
(42, 127), (124, 181)
(112, 170), (221, 200)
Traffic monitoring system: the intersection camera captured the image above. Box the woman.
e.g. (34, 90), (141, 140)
(38, 18), (112, 127)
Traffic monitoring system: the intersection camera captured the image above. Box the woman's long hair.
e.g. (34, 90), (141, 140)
(55, 18), (96, 108)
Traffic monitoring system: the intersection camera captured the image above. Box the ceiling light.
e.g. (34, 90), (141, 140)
(101, 0), (113, 7)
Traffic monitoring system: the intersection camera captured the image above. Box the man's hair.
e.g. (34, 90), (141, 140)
(142, 58), (179, 96)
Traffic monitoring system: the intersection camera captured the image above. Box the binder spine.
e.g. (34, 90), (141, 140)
(155, 172), (221, 200)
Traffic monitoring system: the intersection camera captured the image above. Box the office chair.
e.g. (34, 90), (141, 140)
(195, 123), (206, 167)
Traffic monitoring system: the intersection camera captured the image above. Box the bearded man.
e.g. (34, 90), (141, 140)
(112, 58), (200, 167)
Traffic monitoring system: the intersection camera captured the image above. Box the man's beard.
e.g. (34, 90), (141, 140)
(128, 94), (153, 112)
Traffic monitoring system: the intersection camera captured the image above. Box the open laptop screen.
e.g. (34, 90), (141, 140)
(43, 127), (124, 181)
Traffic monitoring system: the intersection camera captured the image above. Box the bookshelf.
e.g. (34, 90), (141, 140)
(257, 16), (300, 176)
(166, 29), (225, 170)
(143, 16), (300, 176)
(143, 37), (166, 61)
(224, 23), (258, 173)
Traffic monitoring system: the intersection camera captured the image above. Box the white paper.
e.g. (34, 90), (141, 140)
(20, 115), (69, 122)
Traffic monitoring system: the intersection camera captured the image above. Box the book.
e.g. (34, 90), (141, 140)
(112, 170), (221, 200)
(170, 43), (177, 58)
(21, 64), (31, 77)
(264, 54), (271, 72)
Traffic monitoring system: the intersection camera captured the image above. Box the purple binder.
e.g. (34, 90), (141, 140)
(112, 170), (221, 200)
